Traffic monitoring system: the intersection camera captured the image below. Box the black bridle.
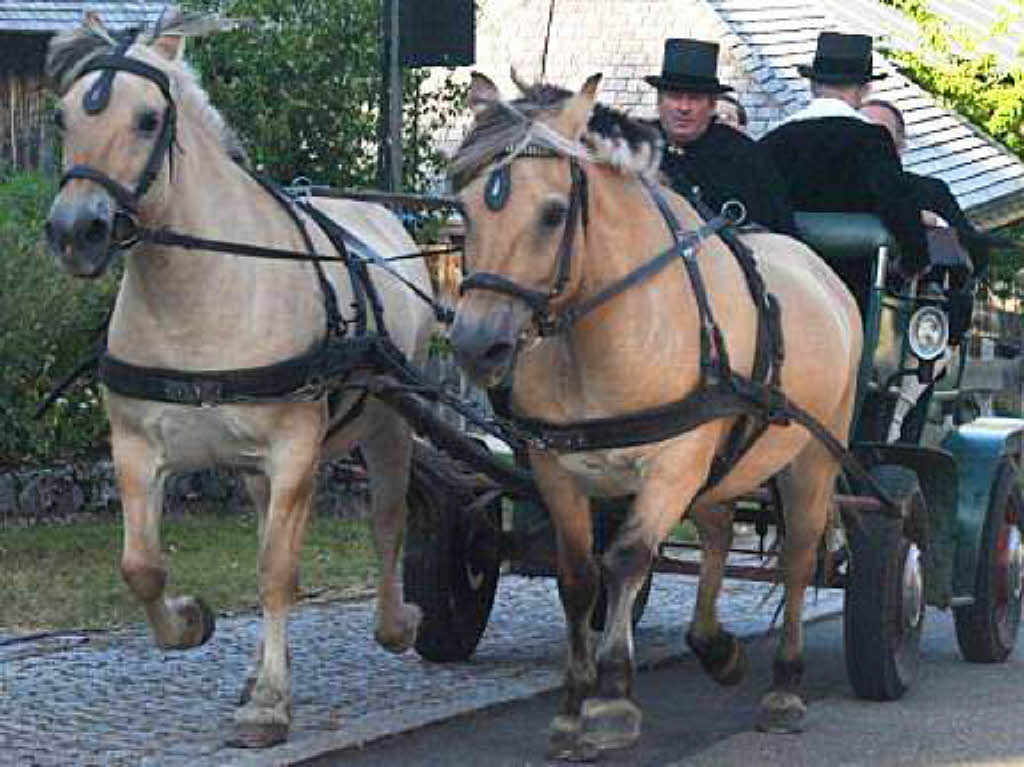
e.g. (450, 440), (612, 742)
(458, 146), (743, 338)
(61, 42), (178, 217)
(459, 149), (589, 335)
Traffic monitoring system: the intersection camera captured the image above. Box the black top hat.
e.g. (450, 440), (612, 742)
(645, 39), (733, 94)
(797, 32), (887, 84)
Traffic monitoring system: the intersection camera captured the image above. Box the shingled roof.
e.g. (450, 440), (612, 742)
(0, 2), (164, 33)
(464, 0), (1024, 230)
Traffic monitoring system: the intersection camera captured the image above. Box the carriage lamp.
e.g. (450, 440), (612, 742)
(908, 305), (949, 361)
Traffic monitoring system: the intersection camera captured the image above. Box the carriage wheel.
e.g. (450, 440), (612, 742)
(843, 465), (926, 701)
(954, 460), (1024, 663)
(403, 443), (502, 663)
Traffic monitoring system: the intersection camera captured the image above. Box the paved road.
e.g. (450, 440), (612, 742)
(309, 610), (1024, 767)
(0, 569), (842, 766)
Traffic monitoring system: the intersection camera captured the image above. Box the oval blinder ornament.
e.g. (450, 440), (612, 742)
(484, 165), (511, 211)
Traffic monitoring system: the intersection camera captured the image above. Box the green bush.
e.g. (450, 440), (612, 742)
(0, 171), (116, 464)
(183, 0), (466, 190)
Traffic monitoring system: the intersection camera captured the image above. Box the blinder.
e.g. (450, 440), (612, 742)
(60, 45), (179, 221)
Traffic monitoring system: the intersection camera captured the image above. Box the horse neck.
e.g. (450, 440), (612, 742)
(523, 169), (710, 414)
(109, 116), (329, 368)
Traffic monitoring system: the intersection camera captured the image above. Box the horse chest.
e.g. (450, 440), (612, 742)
(556, 448), (650, 497)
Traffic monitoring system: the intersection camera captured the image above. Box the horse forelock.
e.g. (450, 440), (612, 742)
(450, 82), (662, 189)
(46, 9), (248, 166)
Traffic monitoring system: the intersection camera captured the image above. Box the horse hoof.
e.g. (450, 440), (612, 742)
(579, 697), (642, 752)
(756, 690), (806, 734)
(548, 715), (598, 762)
(159, 596), (216, 650)
(226, 722), (289, 749)
(686, 630), (746, 686)
(375, 602), (421, 654)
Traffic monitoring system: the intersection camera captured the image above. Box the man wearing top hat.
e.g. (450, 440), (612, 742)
(647, 38), (796, 235)
(760, 32), (929, 313)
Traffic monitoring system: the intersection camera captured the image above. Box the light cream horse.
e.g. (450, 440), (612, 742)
(44, 12), (431, 748)
(449, 74), (863, 758)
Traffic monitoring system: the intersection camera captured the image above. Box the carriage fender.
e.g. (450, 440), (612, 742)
(852, 442), (958, 607)
(940, 417), (1024, 599)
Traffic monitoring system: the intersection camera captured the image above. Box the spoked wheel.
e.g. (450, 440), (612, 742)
(403, 442), (502, 662)
(843, 465), (926, 701)
(955, 460), (1024, 663)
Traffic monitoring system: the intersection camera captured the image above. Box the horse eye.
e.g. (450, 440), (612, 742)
(540, 201), (568, 229)
(136, 110), (160, 134)
(52, 109), (65, 131)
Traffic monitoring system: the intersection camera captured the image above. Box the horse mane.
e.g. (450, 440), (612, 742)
(45, 6), (249, 166)
(450, 81), (662, 190)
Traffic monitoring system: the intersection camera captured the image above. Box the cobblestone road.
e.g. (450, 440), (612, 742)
(0, 573), (842, 766)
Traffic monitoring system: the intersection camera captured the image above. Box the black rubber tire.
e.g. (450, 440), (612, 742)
(403, 443), (502, 663)
(843, 465), (926, 701)
(954, 460), (1024, 663)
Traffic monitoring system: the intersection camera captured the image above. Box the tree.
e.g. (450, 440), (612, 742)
(880, 0), (1024, 157)
(183, 0), (465, 190)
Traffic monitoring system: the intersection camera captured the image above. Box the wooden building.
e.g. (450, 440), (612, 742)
(0, 2), (163, 173)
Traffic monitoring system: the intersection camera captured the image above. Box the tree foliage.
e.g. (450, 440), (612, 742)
(183, 0), (466, 190)
(880, 0), (1024, 156)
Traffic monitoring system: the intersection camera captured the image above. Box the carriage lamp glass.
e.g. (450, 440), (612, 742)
(908, 306), (949, 361)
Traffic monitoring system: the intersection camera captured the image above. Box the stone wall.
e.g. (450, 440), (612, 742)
(0, 459), (369, 527)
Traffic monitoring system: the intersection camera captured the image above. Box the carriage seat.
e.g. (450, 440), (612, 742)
(792, 212), (893, 263)
(793, 212), (894, 320)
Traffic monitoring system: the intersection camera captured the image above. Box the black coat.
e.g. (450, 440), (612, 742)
(659, 121), (797, 236)
(759, 116), (929, 276)
(906, 171), (989, 277)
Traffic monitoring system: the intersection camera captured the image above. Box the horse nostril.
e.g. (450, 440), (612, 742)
(83, 218), (108, 245)
(481, 342), (514, 366)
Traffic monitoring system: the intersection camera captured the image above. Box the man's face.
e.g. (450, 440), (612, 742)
(658, 90), (716, 145)
(860, 104), (905, 154)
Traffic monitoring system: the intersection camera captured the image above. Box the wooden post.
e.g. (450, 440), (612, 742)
(377, 0), (403, 191)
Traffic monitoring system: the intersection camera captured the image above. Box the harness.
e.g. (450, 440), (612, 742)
(460, 147), (887, 500)
(57, 42), (412, 414)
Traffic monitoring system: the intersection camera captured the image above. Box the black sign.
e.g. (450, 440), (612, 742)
(399, 0), (475, 67)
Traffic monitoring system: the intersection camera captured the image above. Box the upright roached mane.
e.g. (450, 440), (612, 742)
(449, 80), (663, 190)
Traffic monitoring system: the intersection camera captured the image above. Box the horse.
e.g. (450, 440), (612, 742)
(448, 72), (863, 758)
(43, 11), (432, 748)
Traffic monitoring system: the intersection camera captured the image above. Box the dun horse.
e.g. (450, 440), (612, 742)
(44, 12), (432, 747)
(449, 73), (863, 757)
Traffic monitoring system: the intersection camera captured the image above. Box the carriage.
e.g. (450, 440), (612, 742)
(401, 208), (1024, 703)
(42, 13), (1024, 753)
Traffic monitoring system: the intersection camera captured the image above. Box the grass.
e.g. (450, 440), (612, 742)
(0, 513), (377, 633)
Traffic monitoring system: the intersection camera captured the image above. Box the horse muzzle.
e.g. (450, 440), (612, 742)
(45, 194), (114, 278)
(450, 305), (522, 387)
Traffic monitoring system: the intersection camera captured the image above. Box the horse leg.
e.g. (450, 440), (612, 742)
(758, 447), (835, 734)
(239, 472), (270, 706)
(531, 451), (599, 761)
(583, 438), (716, 753)
(114, 432), (216, 650)
(686, 502), (746, 686)
(360, 402), (421, 653)
(231, 434), (320, 748)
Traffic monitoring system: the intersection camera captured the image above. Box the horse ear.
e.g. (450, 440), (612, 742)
(510, 67), (531, 95)
(561, 73), (602, 138)
(152, 32), (186, 61)
(469, 72), (500, 115)
(83, 11), (106, 30)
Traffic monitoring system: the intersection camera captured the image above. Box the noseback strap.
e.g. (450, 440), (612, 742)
(61, 165), (139, 212)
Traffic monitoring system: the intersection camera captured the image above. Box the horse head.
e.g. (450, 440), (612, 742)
(448, 73), (603, 386)
(44, 8), (233, 278)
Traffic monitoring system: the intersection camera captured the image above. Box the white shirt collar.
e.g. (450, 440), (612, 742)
(779, 97), (868, 126)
